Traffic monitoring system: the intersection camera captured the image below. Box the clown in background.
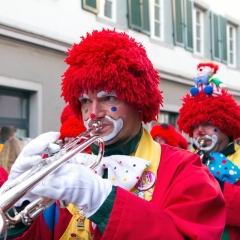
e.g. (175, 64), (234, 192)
(190, 62), (227, 96)
(150, 123), (188, 150)
(178, 87), (240, 239)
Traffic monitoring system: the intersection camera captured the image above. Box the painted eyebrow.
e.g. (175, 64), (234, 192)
(78, 93), (89, 100)
(97, 90), (117, 98)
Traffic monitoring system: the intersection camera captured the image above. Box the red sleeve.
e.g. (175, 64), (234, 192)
(224, 182), (240, 226)
(97, 145), (225, 240)
(0, 166), (8, 187)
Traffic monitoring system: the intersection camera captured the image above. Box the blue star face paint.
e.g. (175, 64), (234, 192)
(111, 106), (117, 112)
(214, 128), (218, 132)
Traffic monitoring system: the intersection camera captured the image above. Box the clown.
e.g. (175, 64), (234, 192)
(190, 62), (227, 96)
(178, 90), (240, 240)
(2, 29), (225, 240)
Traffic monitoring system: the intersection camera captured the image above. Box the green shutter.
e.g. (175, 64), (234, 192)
(142, 0), (150, 35)
(127, 0), (150, 35)
(82, 0), (98, 14)
(211, 12), (221, 61)
(172, 0), (184, 46)
(128, 0), (142, 31)
(185, 0), (193, 51)
(220, 16), (228, 64)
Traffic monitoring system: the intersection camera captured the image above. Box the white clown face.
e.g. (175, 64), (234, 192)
(192, 123), (229, 153)
(197, 66), (213, 78)
(79, 90), (141, 146)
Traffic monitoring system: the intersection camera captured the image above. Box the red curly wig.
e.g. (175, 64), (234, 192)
(61, 29), (163, 123)
(60, 104), (74, 124)
(59, 115), (86, 140)
(150, 124), (178, 147)
(197, 62), (219, 74)
(176, 132), (188, 150)
(177, 91), (240, 139)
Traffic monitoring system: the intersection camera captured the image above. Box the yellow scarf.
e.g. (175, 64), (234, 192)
(61, 129), (161, 240)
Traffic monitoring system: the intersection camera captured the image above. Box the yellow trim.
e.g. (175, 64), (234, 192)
(131, 128), (161, 201)
(61, 128), (161, 239)
(227, 143), (240, 167)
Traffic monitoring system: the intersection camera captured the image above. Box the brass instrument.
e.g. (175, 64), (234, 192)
(194, 139), (205, 159)
(0, 121), (104, 239)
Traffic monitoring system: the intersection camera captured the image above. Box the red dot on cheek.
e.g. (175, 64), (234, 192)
(90, 113), (96, 119)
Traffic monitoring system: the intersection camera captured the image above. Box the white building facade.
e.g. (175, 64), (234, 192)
(0, 0), (240, 138)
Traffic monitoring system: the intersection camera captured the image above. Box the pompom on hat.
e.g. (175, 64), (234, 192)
(60, 104), (74, 124)
(59, 115), (86, 140)
(177, 90), (240, 139)
(176, 132), (188, 150)
(61, 29), (163, 123)
(150, 124), (179, 147)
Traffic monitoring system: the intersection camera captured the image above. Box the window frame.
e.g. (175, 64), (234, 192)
(193, 7), (204, 55)
(150, 0), (164, 41)
(82, 0), (98, 14)
(227, 23), (237, 67)
(98, 0), (116, 22)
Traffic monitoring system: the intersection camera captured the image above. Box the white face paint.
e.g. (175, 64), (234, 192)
(193, 134), (218, 152)
(84, 115), (123, 142)
(197, 66), (213, 78)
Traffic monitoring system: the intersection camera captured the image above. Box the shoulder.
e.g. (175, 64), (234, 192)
(160, 144), (201, 166)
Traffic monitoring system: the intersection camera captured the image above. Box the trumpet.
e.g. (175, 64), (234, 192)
(0, 121), (104, 239)
(194, 139), (205, 159)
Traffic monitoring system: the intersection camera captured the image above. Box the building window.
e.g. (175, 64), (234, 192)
(150, 0), (163, 40)
(82, 0), (98, 14)
(0, 87), (30, 138)
(98, 0), (116, 21)
(227, 24), (237, 67)
(127, 0), (150, 35)
(172, 0), (193, 51)
(193, 7), (204, 55)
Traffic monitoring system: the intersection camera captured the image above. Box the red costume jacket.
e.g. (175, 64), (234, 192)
(15, 144), (225, 240)
(0, 166), (8, 187)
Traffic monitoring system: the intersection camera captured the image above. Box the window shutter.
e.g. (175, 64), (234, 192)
(142, 0), (150, 35)
(220, 16), (228, 64)
(211, 12), (221, 61)
(172, 0), (184, 46)
(128, 0), (142, 31)
(82, 0), (98, 14)
(185, 0), (193, 51)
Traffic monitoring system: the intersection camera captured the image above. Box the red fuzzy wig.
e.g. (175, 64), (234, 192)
(176, 132), (188, 150)
(177, 91), (240, 139)
(59, 116), (86, 140)
(60, 105), (74, 124)
(150, 124), (178, 147)
(197, 62), (219, 74)
(61, 29), (163, 123)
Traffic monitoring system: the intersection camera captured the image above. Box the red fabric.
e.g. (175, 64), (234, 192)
(61, 29), (163, 124)
(96, 145), (225, 240)
(176, 132), (188, 149)
(15, 215), (52, 240)
(223, 182), (240, 240)
(0, 166), (8, 187)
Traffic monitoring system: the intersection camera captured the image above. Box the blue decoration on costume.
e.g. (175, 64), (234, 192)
(203, 85), (213, 95)
(42, 202), (59, 233)
(193, 75), (210, 87)
(207, 152), (240, 184)
(111, 106), (117, 112)
(190, 87), (199, 96)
